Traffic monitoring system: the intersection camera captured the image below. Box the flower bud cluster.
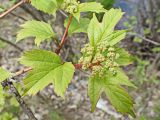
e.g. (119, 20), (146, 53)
(92, 66), (104, 76)
(79, 41), (120, 76)
(79, 43), (93, 70)
(97, 41), (110, 52)
(62, 0), (80, 14)
(104, 47), (119, 75)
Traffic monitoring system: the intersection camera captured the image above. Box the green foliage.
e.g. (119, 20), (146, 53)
(79, 9), (136, 117)
(115, 47), (133, 66)
(31, 0), (59, 14)
(20, 50), (75, 97)
(88, 9), (124, 46)
(64, 17), (90, 35)
(0, 113), (18, 120)
(88, 75), (135, 117)
(131, 57), (150, 85)
(0, 68), (19, 119)
(17, 20), (55, 46)
(152, 47), (160, 52)
(0, 0), (137, 118)
(0, 67), (11, 82)
(73, 2), (105, 21)
(87, 0), (115, 9)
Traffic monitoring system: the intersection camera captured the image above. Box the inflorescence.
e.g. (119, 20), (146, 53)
(62, 0), (80, 14)
(79, 41), (120, 76)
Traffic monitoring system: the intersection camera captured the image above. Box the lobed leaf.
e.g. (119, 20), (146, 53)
(88, 76), (102, 111)
(88, 72), (136, 117)
(87, 9), (125, 46)
(100, 9), (124, 42)
(105, 85), (136, 117)
(20, 50), (75, 97)
(105, 69), (136, 88)
(87, 14), (101, 46)
(17, 20), (55, 46)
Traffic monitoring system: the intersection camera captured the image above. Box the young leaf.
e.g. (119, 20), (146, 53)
(88, 73), (136, 118)
(105, 85), (136, 118)
(17, 20), (55, 46)
(105, 30), (127, 46)
(87, 14), (101, 46)
(31, 0), (58, 14)
(0, 67), (11, 82)
(64, 17), (90, 35)
(105, 69), (136, 88)
(73, 2), (106, 21)
(56, 0), (64, 6)
(115, 47), (133, 66)
(88, 76), (102, 111)
(87, 9), (125, 46)
(100, 8), (124, 41)
(20, 50), (75, 97)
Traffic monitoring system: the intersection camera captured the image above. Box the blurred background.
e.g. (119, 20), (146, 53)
(0, 0), (160, 120)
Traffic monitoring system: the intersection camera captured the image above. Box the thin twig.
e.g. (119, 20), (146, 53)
(13, 67), (32, 77)
(1, 80), (37, 120)
(59, 10), (68, 18)
(0, 0), (28, 19)
(0, 37), (23, 51)
(129, 33), (160, 46)
(55, 15), (73, 54)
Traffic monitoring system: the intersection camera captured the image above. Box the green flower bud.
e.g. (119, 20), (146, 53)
(113, 62), (119, 67)
(108, 47), (115, 52)
(105, 60), (112, 67)
(78, 57), (83, 63)
(95, 53), (105, 62)
(64, 0), (79, 14)
(107, 52), (116, 58)
(115, 53), (120, 59)
(109, 67), (114, 72)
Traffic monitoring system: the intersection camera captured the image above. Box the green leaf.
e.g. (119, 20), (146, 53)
(87, 14), (101, 46)
(87, 9), (125, 46)
(115, 47), (133, 66)
(73, 2), (106, 21)
(20, 50), (75, 97)
(88, 76), (102, 111)
(64, 17), (90, 35)
(106, 69), (136, 88)
(100, 9), (124, 41)
(78, 2), (105, 13)
(56, 0), (64, 6)
(31, 0), (57, 14)
(17, 20), (55, 46)
(107, 30), (127, 46)
(105, 85), (136, 117)
(0, 67), (11, 82)
(20, 49), (61, 67)
(88, 73), (136, 118)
